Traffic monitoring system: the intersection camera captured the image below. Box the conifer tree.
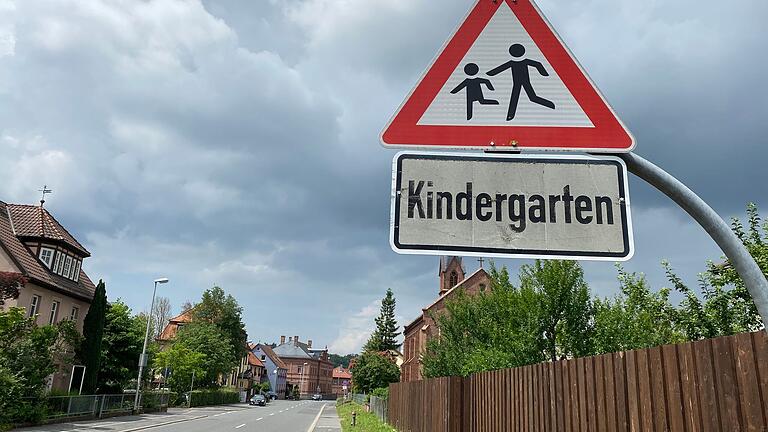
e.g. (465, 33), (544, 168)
(363, 289), (401, 352)
(80, 280), (107, 393)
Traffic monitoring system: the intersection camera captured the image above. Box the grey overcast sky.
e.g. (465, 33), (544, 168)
(0, 0), (765, 354)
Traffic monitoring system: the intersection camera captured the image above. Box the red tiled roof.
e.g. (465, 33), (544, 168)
(247, 352), (265, 368)
(157, 308), (195, 341)
(6, 204), (90, 256)
(0, 201), (95, 302)
(333, 366), (352, 380)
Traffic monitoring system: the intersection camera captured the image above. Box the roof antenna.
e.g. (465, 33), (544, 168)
(38, 185), (52, 207)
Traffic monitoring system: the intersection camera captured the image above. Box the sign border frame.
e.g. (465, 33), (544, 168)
(380, 0), (636, 153)
(390, 151), (635, 261)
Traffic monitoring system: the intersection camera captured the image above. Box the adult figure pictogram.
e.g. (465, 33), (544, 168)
(487, 44), (555, 120)
(450, 63), (499, 120)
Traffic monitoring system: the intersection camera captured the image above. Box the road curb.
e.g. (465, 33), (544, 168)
(120, 414), (208, 432)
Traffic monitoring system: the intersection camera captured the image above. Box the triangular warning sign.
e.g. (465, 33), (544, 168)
(381, 0), (635, 152)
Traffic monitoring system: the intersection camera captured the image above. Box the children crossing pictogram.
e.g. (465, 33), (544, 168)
(487, 43), (555, 120)
(450, 63), (499, 120)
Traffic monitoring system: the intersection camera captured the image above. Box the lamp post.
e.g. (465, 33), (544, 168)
(134, 277), (169, 412)
(300, 362), (308, 400)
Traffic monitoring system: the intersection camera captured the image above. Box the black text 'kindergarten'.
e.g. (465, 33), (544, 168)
(407, 181), (615, 233)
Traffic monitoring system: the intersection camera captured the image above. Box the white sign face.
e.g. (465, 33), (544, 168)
(390, 152), (634, 261)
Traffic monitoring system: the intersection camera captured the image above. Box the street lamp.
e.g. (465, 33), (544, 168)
(134, 277), (169, 412)
(300, 362), (308, 400)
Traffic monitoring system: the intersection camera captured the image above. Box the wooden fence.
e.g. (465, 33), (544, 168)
(388, 330), (768, 432)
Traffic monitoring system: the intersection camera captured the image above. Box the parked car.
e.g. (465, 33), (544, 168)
(249, 394), (267, 406)
(265, 391), (278, 400)
(312, 394), (323, 401)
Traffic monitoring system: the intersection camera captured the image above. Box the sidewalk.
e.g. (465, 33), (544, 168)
(311, 403), (342, 431)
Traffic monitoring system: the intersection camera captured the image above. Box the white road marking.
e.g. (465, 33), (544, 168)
(256, 417), (263, 421)
(235, 424), (246, 429)
(269, 413), (275, 416)
(307, 404), (327, 432)
(213, 412), (229, 417)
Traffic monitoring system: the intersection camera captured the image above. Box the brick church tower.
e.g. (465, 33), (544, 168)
(438, 256), (465, 296)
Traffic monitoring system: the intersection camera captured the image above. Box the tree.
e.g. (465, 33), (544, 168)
(329, 353), (355, 368)
(663, 203), (765, 340)
(351, 351), (400, 393)
(193, 286), (247, 367)
(0, 272), (26, 306)
(173, 322), (234, 387)
(422, 265), (544, 378)
(97, 300), (144, 393)
(80, 280), (107, 394)
(151, 297), (173, 339)
(153, 344), (205, 395)
(0, 308), (80, 427)
(519, 260), (594, 361)
(363, 289), (401, 353)
(592, 266), (683, 354)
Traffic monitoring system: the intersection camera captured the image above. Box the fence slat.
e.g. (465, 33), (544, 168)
(386, 331), (767, 432)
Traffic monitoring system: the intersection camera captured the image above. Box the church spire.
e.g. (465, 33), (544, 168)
(439, 256), (465, 296)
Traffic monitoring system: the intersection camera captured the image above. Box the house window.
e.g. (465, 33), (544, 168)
(62, 256), (72, 278)
(479, 284), (486, 292)
(28, 295), (41, 318)
(52, 252), (62, 274)
(49, 301), (60, 324)
(70, 306), (79, 321)
(39, 248), (54, 268)
(261, 355), (266, 361)
(72, 260), (81, 282)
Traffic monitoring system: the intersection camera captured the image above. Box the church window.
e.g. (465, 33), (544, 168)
(480, 284), (486, 292)
(449, 271), (458, 287)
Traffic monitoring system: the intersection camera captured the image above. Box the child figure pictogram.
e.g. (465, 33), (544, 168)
(487, 44), (556, 120)
(450, 63), (499, 120)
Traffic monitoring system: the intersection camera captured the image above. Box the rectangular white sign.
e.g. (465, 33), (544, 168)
(390, 152), (634, 261)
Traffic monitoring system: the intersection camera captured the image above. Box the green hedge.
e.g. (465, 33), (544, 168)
(189, 389), (240, 407)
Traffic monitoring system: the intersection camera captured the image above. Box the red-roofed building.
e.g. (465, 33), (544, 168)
(0, 199), (98, 392)
(401, 257), (490, 382)
(155, 308), (195, 347)
(223, 348), (267, 401)
(331, 366), (352, 397)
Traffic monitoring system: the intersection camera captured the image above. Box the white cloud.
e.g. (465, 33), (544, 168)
(328, 300), (379, 355)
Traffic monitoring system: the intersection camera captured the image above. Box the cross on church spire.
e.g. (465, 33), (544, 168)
(477, 257), (485, 269)
(38, 185), (52, 207)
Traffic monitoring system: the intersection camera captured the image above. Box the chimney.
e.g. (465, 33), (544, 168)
(294, 336), (299, 346)
(280, 336), (286, 344)
(308, 339), (313, 348)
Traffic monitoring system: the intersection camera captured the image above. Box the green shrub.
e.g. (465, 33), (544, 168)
(371, 387), (389, 399)
(189, 389), (240, 407)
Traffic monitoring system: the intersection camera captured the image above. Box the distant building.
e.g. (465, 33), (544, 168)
(223, 349), (266, 401)
(273, 336), (334, 398)
(331, 366), (352, 398)
(252, 343), (288, 399)
(401, 257), (490, 382)
(0, 200), (97, 392)
(156, 307), (195, 348)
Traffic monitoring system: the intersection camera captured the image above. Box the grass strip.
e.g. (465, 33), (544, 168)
(336, 401), (395, 432)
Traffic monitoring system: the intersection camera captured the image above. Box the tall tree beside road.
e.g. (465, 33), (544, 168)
(151, 296), (173, 339)
(174, 322), (233, 386)
(519, 260), (594, 361)
(98, 300), (144, 393)
(193, 286), (247, 367)
(363, 288), (401, 352)
(351, 351), (400, 393)
(152, 344), (205, 396)
(80, 280), (107, 394)
(423, 266), (544, 378)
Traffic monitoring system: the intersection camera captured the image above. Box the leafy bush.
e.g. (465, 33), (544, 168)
(371, 387), (389, 399)
(189, 389), (240, 407)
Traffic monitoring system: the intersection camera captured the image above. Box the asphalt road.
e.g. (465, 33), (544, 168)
(15, 400), (340, 432)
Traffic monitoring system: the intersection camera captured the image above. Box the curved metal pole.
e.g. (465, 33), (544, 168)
(618, 152), (768, 331)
